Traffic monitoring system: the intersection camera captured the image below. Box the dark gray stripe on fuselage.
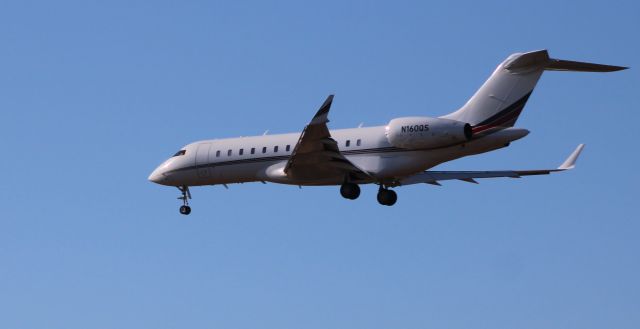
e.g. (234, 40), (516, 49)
(166, 127), (509, 175)
(166, 146), (418, 174)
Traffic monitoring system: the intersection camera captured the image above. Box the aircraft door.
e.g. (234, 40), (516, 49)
(195, 143), (211, 178)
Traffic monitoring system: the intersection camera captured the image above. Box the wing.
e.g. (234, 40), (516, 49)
(284, 95), (371, 182)
(395, 144), (585, 186)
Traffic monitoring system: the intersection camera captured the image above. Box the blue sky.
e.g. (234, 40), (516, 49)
(1, 0), (638, 328)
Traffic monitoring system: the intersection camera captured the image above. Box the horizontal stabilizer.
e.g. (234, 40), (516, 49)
(545, 59), (628, 72)
(503, 50), (628, 72)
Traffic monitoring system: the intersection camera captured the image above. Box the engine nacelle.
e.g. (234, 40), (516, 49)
(386, 116), (472, 149)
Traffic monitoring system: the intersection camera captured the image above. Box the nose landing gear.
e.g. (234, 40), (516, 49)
(177, 186), (192, 215)
(179, 205), (191, 215)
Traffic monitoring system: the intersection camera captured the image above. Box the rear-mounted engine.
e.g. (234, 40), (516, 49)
(386, 116), (472, 149)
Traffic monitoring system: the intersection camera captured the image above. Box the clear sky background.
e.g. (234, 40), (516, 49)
(1, 0), (638, 328)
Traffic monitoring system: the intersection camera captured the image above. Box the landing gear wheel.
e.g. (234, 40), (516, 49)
(177, 185), (192, 215)
(340, 183), (361, 200)
(179, 205), (191, 215)
(377, 187), (397, 206)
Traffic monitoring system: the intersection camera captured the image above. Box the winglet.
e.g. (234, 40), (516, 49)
(310, 95), (334, 125)
(558, 144), (585, 170)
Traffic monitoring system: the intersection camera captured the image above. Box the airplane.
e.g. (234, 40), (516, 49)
(148, 49), (626, 215)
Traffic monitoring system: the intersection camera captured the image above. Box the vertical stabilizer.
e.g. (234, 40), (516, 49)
(442, 50), (549, 134)
(441, 50), (626, 135)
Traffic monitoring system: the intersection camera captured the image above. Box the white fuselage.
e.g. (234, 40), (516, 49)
(148, 50), (625, 213)
(149, 125), (529, 187)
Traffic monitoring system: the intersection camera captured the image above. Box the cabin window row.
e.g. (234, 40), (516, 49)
(345, 139), (362, 147)
(213, 139), (362, 158)
(215, 144), (292, 157)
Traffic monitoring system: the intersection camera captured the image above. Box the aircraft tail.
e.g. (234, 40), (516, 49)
(441, 49), (626, 135)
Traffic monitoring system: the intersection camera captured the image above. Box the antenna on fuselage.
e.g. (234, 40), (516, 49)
(263, 130), (269, 135)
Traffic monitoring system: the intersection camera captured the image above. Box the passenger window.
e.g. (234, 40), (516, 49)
(251, 147), (255, 155)
(227, 149), (232, 156)
(262, 147), (267, 154)
(357, 139), (361, 146)
(286, 145), (291, 152)
(346, 140), (351, 147)
(239, 148), (244, 156)
(216, 150), (220, 157)
(274, 146), (279, 153)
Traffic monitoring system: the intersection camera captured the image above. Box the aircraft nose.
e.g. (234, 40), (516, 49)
(148, 166), (166, 184)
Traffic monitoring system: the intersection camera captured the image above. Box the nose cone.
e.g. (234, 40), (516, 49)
(148, 166), (166, 184)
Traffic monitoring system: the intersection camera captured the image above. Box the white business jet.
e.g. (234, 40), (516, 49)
(149, 50), (626, 214)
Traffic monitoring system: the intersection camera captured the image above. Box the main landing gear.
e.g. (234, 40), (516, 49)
(178, 185), (192, 215)
(339, 182), (397, 206)
(377, 185), (397, 206)
(340, 182), (361, 200)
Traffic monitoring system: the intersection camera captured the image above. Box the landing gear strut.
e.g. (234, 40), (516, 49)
(178, 185), (192, 215)
(377, 185), (397, 206)
(340, 183), (361, 200)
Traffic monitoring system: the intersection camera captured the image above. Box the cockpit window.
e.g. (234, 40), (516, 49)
(173, 150), (186, 157)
